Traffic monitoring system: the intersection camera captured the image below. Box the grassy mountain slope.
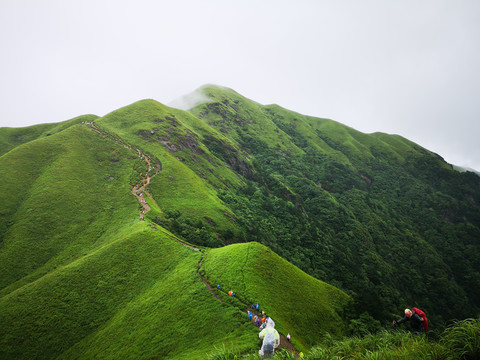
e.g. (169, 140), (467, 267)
(0, 85), (479, 358)
(95, 99), (245, 234)
(0, 111), (350, 359)
(0, 114), (98, 156)
(194, 86), (304, 156)
(0, 124), (139, 293)
(0, 225), (261, 360)
(202, 242), (350, 351)
(189, 85), (480, 327)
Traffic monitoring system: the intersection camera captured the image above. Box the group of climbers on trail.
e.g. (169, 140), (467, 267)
(217, 284), (237, 298)
(218, 280), (430, 358)
(247, 307), (281, 358)
(248, 309), (267, 329)
(216, 284), (285, 358)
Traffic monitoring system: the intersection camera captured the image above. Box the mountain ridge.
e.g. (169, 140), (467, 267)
(0, 85), (479, 359)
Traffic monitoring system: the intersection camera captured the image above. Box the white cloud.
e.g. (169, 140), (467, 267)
(168, 86), (212, 111)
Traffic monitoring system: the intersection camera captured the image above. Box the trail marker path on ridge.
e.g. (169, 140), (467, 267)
(84, 121), (297, 356)
(84, 121), (161, 218)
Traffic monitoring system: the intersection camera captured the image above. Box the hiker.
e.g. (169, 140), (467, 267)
(256, 304), (259, 310)
(228, 290), (232, 296)
(248, 311), (253, 321)
(258, 318), (280, 359)
(287, 333), (291, 341)
(412, 307), (429, 332)
(393, 308), (427, 333)
(217, 284), (221, 289)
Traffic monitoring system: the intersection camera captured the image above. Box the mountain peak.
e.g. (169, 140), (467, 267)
(169, 84), (250, 112)
(168, 85), (215, 111)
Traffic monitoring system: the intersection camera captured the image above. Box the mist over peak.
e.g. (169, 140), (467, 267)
(168, 85), (213, 111)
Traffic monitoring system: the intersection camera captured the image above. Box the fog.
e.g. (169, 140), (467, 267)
(168, 85), (213, 111)
(0, 0), (479, 170)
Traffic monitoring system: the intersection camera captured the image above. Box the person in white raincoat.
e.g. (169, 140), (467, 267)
(258, 317), (280, 358)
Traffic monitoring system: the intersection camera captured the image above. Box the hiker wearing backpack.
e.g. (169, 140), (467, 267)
(258, 318), (280, 358)
(393, 308), (428, 333)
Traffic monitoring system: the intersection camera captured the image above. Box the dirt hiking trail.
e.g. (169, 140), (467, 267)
(84, 121), (161, 218)
(84, 121), (298, 356)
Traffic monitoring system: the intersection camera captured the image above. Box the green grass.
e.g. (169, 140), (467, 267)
(299, 318), (480, 359)
(0, 114), (98, 156)
(95, 99), (243, 231)
(0, 125), (139, 293)
(262, 103), (430, 166)
(210, 318), (480, 359)
(0, 121), (260, 359)
(191, 86), (434, 172)
(441, 318), (480, 359)
(0, 226), (259, 360)
(202, 242), (351, 351)
(1, 86), (478, 360)
(1, 116), (324, 359)
(190, 85), (304, 155)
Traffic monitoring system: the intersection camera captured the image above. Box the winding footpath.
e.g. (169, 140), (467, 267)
(84, 121), (160, 219)
(131, 149), (159, 216)
(84, 121), (297, 356)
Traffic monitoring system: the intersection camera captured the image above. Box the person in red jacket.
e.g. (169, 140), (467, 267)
(412, 307), (429, 332)
(393, 308), (427, 333)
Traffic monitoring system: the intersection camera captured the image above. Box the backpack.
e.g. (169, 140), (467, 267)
(412, 307), (429, 332)
(262, 330), (275, 356)
(263, 343), (274, 355)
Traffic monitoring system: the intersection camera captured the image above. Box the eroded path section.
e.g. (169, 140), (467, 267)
(84, 121), (161, 217)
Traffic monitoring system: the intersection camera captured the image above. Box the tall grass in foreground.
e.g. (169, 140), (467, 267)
(307, 331), (445, 360)
(207, 345), (296, 360)
(442, 318), (480, 360)
(209, 318), (480, 359)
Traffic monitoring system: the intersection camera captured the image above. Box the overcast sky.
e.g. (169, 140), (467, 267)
(1, 1), (479, 170)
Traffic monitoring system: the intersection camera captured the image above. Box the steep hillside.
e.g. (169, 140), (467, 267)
(94, 99), (247, 242)
(0, 112), (350, 359)
(0, 225), (260, 360)
(193, 86), (303, 156)
(0, 114), (98, 156)
(1, 85), (479, 358)
(189, 85), (480, 326)
(202, 242), (350, 351)
(0, 124), (138, 292)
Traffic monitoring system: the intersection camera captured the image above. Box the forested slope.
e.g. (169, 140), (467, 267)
(189, 85), (480, 326)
